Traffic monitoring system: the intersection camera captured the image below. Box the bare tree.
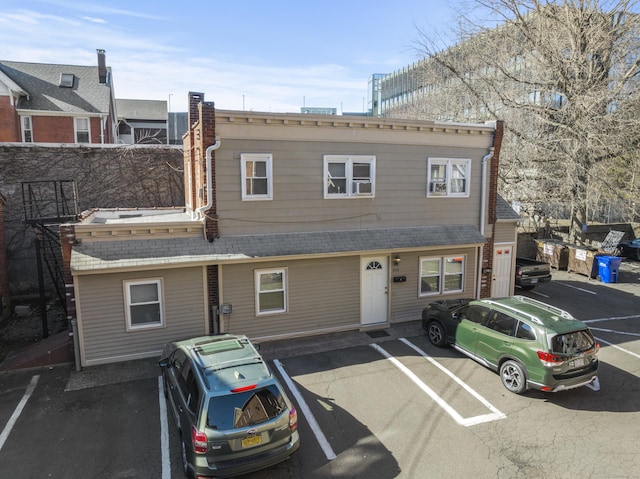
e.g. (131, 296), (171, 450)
(407, 0), (640, 243)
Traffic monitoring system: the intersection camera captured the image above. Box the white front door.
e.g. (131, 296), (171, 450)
(492, 245), (513, 297)
(361, 256), (388, 326)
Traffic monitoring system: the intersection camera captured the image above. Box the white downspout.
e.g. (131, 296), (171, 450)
(477, 147), (494, 299)
(195, 139), (221, 220)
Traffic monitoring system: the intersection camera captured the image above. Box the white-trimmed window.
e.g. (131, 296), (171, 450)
(419, 255), (466, 296)
(124, 279), (164, 330)
(241, 153), (272, 200)
(324, 155), (375, 198)
(255, 268), (287, 315)
(427, 158), (470, 197)
(75, 117), (91, 143)
(21, 116), (33, 142)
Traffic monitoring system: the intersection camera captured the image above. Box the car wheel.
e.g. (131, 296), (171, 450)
(500, 360), (527, 394)
(181, 437), (193, 478)
(426, 320), (447, 347)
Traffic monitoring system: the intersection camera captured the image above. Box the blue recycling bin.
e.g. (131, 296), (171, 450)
(597, 255), (623, 283)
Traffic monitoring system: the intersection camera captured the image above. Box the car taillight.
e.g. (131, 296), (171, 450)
(191, 426), (207, 453)
(289, 407), (298, 432)
(537, 351), (564, 366)
(230, 384), (257, 393)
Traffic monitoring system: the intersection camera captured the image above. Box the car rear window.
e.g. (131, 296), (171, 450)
(207, 385), (287, 430)
(551, 330), (595, 354)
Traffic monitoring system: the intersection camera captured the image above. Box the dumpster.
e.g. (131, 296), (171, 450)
(567, 246), (598, 278)
(536, 240), (569, 270)
(597, 255), (623, 283)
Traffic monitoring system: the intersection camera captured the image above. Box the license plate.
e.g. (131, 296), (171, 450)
(241, 435), (262, 448)
(531, 278), (538, 283)
(572, 358), (585, 368)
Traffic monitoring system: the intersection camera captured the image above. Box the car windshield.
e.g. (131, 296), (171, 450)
(207, 385), (287, 430)
(551, 330), (595, 355)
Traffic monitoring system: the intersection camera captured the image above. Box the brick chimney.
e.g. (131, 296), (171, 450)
(97, 49), (107, 84)
(189, 92), (204, 127)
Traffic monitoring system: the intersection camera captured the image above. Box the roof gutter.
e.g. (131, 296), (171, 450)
(195, 138), (221, 220)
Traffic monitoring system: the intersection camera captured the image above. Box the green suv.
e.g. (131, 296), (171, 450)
(159, 334), (300, 478)
(422, 296), (600, 394)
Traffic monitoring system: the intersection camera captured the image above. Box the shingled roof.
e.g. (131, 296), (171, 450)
(71, 225), (486, 272)
(0, 60), (113, 114)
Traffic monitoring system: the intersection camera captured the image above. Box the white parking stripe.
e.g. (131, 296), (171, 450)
(584, 315), (640, 323)
(273, 359), (337, 461)
(158, 376), (171, 479)
(0, 375), (39, 451)
(589, 328), (640, 338)
(595, 337), (640, 360)
(371, 343), (505, 427)
(557, 282), (597, 294)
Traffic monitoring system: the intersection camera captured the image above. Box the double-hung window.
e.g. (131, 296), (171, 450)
(21, 116), (33, 142)
(75, 117), (91, 143)
(324, 155), (375, 198)
(241, 153), (272, 200)
(419, 255), (465, 296)
(427, 158), (470, 197)
(124, 279), (164, 330)
(255, 269), (287, 315)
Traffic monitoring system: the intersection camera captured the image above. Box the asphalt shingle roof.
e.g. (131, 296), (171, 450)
(0, 60), (112, 114)
(496, 195), (520, 221)
(71, 225), (486, 272)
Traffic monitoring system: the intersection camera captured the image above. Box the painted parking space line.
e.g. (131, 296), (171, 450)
(273, 359), (337, 461)
(594, 337), (640, 360)
(157, 376), (171, 479)
(0, 375), (40, 452)
(371, 342), (506, 427)
(557, 282), (598, 295)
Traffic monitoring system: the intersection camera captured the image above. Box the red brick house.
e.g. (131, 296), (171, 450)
(0, 50), (117, 144)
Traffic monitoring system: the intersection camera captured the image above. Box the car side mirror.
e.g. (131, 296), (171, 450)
(158, 358), (169, 368)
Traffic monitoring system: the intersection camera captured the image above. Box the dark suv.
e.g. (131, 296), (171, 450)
(159, 334), (300, 478)
(422, 296), (600, 394)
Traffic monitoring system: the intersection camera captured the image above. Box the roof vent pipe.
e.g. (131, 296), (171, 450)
(195, 139), (221, 220)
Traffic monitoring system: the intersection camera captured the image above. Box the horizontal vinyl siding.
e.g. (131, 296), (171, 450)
(216, 139), (487, 235)
(77, 267), (206, 366)
(390, 247), (478, 323)
(494, 222), (517, 244)
(220, 257), (360, 338)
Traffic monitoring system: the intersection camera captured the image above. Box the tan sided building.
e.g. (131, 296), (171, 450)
(61, 92), (519, 368)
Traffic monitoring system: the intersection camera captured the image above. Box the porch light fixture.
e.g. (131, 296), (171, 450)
(393, 255), (401, 265)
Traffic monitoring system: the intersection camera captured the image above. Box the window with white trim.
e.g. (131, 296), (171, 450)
(419, 255), (466, 296)
(21, 116), (33, 142)
(427, 158), (471, 197)
(75, 117), (90, 143)
(124, 279), (164, 330)
(255, 268), (287, 315)
(241, 153), (272, 200)
(324, 155), (375, 198)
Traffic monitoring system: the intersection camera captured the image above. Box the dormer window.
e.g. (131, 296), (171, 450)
(59, 73), (74, 88)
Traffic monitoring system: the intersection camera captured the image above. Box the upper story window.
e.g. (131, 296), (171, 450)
(324, 155), (375, 198)
(21, 116), (33, 143)
(124, 278), (164, 331)
(75, 117), (90, 143)
(427, 158), (471, 197)
(241, 153), (272, 200)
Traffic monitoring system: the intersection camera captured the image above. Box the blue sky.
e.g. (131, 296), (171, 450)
(0, 0), (459, 113)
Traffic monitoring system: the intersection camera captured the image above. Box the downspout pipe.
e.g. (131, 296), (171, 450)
(195, 139), (221, 220)
(477, 147), (494, 299)
(480, 147), (494, 237)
